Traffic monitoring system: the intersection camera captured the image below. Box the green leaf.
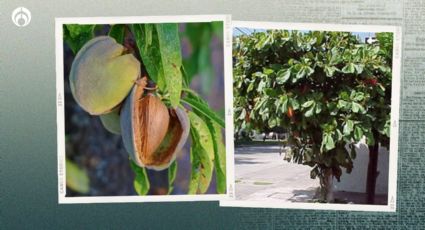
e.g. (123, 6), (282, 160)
(339, 91), (350, 100)
(304, 105), (315, 117)
(289, 98), (300, 110)
(321, 133), (335, 152)
(305, 66), (315, 76)
(354, 63), (364, 74)
(247, 82), (255, 92)
(132, 23), (183, 107)
(130, 160), (150, 195)
(351, 102), (365, 113)
(343, 120), (354, 135)
(280, 96), (289, 113)
(326, 135), (335, 151)
(155, 24), (183, 108)
(296, 66), (312, 79)
(302, 100), (315, 108)
(381, 119), (391, 137)
(352, 92), (365, 101)
(327, 102), (338, 115)
(183, 90), (226, 195)
(354, 126), (364, 141)
(315, 103), (322, 114)
(168, 161), (177, 194)
(276, 69), (291, 83)
(342, 62), (355, 74)
(257, 80), (266, 92)
(302, 100), (315, 117)
(365, 131), (375, 146)
(63, 24), (95, 54)
(181, 65), (190, 88)
(324, 65), (338, 77)
(263, 68), (274, 75)
(255, 34), (271, 49)
(131, 24), (163, 84)
(108, 24), (126, 44)
(188, 112), (215, 194)
(295, 67), (306, 79)
(337, 100), (351, 110)
(238, 108), (246, 120)
(268, 118), (277, 128)
(211, 123), (226, 194)
(181, 96), (225, 128)
(66, 159), (90, 194)
(335, 128), (343, 141)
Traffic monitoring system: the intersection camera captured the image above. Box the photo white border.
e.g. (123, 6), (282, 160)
(220, 21), (401, 212)
(56, 15), (235, 204)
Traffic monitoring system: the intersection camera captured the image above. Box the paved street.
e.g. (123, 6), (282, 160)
(234, 144), (320, 202)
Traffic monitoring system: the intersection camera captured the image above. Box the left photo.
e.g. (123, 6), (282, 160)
(56, 16), (232, 203)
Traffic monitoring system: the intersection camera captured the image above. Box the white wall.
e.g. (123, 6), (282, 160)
(333, 138), (389, 195)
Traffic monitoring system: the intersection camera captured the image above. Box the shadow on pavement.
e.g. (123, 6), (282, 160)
(235, 157), (264, 165)
(287, 187), (319, 202)
(235, 146), (283, 155)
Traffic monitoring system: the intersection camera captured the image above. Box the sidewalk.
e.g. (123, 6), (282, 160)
(234, 145), (320, 202)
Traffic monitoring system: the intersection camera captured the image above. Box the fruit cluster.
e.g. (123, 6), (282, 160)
(69, 36), (189, 170)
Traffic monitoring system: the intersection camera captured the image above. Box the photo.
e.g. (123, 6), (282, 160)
(56, 16), (232, 203)
(222, 22), (400, 211)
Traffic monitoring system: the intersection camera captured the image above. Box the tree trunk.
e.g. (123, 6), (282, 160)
(366, 130), (380, 204)
(320, 168), (334, 202)
(324, 168), (334, 202)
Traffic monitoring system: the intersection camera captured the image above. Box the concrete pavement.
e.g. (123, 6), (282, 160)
(234, 145), (320, 202)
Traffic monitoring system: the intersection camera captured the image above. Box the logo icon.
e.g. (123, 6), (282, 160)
(11, 7), (31, 27)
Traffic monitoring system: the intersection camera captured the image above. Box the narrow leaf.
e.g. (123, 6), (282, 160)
(210, 123), (226, 194)
(181, 96), (225, 128)
(155, 24), (183, 108)
(130, 24), (163, 84)
(188, 112), (215, 194)
(168, 161), (177, 194)
(130, 160), (150, 195)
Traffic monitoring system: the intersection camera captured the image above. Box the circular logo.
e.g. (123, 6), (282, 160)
(11, 7), (31, 27)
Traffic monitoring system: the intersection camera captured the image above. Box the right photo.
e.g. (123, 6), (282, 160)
(224, 22), (401, 211)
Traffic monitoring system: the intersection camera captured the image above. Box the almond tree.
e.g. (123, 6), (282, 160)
(233, 30), (393, 202)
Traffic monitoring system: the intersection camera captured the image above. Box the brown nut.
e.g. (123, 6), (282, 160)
(121, 78), (189, 170)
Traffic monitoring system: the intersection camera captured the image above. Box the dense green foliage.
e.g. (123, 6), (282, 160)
(233, 30), (393, 197)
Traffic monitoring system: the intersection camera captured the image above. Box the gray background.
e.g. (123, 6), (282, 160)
(1, 0), (424, 228)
